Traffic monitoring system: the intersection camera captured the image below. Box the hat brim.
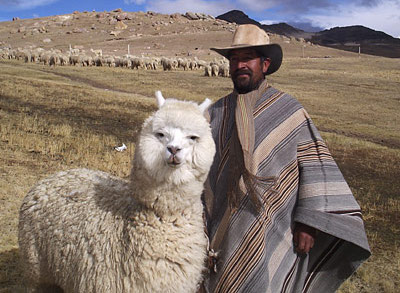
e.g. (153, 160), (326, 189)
(210, 44), (283, 75)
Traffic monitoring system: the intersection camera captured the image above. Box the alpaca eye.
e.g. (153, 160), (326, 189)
(155, 132), (164, 138)
(189, 135), (199, 141)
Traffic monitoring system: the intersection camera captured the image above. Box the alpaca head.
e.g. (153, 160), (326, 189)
(132, 91), (215, 186)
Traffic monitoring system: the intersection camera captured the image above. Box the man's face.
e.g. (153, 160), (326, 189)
(229, 48), (271, 94)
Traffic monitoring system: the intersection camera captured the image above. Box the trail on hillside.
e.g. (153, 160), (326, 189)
(38, 68), (143, 95)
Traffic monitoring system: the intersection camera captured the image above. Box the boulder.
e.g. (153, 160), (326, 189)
(116, 13), (128, 21)
(96, 13), (106, 19)
(185, 12), (199, 20)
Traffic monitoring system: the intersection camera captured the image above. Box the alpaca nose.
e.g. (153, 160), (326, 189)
(167, 146), (181, 155)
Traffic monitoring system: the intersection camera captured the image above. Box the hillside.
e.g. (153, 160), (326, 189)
(216, 10), (400, 58)
(0, 9), (358, 61)
(216, 10), (260, 26)
(311, 25), (400, 58)
(216, 10), (304, 37)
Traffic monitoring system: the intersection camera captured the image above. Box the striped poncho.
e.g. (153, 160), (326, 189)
(203, 80), (370, 292)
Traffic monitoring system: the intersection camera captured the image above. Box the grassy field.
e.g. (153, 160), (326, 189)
(1, 56), (399, 292)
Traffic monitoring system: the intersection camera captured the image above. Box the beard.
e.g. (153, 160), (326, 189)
(231, 69), (264, 94)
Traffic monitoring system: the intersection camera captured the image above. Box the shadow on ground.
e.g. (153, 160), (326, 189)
(0, 248), (24, 293)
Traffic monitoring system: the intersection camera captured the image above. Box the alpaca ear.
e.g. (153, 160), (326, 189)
(155, 91), (165, 108)
(199, 98), (212, 114)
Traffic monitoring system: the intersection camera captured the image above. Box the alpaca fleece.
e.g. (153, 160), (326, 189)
(18, 94), (215, 293)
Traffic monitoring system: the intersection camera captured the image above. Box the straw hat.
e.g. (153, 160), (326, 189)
(211, 24), (283, 75)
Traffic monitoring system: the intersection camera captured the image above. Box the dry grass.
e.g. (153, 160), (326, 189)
(0, 55), (399, 292)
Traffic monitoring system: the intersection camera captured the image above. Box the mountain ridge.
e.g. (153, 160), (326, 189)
(216, 10), (400, 58)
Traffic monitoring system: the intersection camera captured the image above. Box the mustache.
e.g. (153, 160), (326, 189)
(233, 69), (252, 77)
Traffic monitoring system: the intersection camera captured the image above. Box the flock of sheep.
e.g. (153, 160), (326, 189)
(0, 46), (230, 77)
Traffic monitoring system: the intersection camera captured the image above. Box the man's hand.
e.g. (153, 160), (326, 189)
(293, 222), (317, 254)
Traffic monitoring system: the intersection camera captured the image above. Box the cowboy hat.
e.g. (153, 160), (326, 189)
(210, 24), (283, 75)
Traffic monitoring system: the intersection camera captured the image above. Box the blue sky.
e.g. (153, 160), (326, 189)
(0, 0), (399, 38)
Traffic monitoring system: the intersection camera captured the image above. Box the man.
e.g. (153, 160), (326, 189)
(202, 24), (370, 292)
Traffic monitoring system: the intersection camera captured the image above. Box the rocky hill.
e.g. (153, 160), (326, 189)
(0, 9), (359, 61)
(216, 10), (304, 37)
(311, 25), (400, 58)
(216, 10), (260, 26)
(262, 23), (304, 37)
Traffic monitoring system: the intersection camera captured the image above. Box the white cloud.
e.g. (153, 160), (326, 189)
(124, 0), (147, 5)
(144, 0), (235, 16)
(260, 20), (279, 25)
(304, 0), (400, 38)
(236, 0), (276, 11)
(0, 0), (59, 10)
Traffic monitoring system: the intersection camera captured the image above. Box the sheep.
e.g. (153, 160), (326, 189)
(24, 52), (32, 63)
(178, 58), (189, 70)
(104, 55), (115, 67)
(59, 54), (69, 66)
(40, 52), (51, 65)
(218, 63), (230, 77)
(131, 56), (144, 69)
(18, 91), (216, 293)
(49, 54), (60, 66)
(189, 60), (198, 70)
(204, 65), (212, 77)
(161, 57), (174, 71)
(211, 64), (219, 76)
(93, 55), (103, 66)
(69, 54), (82, 66)
(81, 55), (93, 67)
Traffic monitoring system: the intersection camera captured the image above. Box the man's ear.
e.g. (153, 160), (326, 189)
(262, 58), (271, 74)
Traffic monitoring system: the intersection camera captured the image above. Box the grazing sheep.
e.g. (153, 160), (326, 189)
(24, 52), (32, 63)
(196, 59), (207, 69)
(18, 91), (215, 293)
(93, 55), (103, 66)
(204, 65), (212, 77)
(211, 64), (219, 76)
(69, 54), (82, 66)
(49, 54), (59, 66)
(81, 55), (93, 67)
(161, 57), (173, 71)
(40, 52), (51, 65)
(104, 55), (115, 67)
(131, 57), (144, 69)
(59, 54), (69, 66)
(189, 60), (197, 70)
(218, 63), (230, 77)
(178, 58), (189, 71)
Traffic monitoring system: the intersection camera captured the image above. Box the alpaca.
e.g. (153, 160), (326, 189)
(18, 91), (215, 293)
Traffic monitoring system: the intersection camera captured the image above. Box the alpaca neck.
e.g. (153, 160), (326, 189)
(130, 166), (205, 216)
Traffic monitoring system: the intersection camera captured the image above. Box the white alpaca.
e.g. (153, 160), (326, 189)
(18, 91), (215, 293)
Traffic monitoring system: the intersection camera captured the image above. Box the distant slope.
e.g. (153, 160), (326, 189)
(261, 23), (304, 37)
(216, 10), (400, 58)
(311, 25), (400, 58)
